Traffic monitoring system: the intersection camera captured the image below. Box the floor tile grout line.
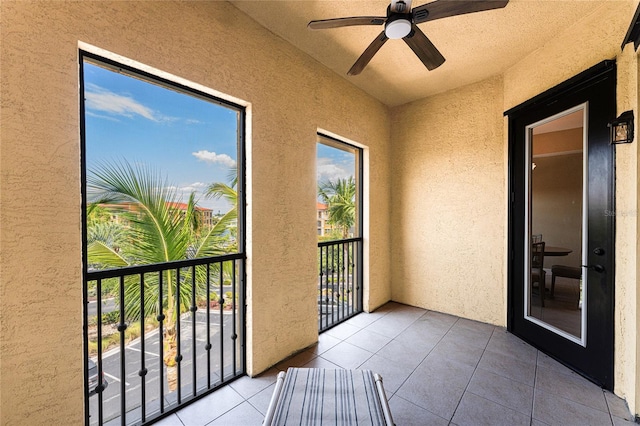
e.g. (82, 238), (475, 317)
(535, 384), (620, 424)
(202, 387), (246, 426)
(603, 387), (616, 426)
(245, 397), (267, 418)
(349, 307), (427, 371)
(371, 310), (461, 396)
(530, 349), (540, 425)
(534, 361), (614, 417)
(172, 412), (187, 426)
(447, 320), (497, 423)
(390, 392), (451, 424)
(358, 307), (461, 421)
(173, 305), (630, 426)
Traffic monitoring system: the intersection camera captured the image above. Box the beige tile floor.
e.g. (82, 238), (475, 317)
(156, 302), (636, 425)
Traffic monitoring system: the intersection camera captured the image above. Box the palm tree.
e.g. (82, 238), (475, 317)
(87, 160), (235, 391)
(205, 166), (238, 242)
(318, 176), (356, 238)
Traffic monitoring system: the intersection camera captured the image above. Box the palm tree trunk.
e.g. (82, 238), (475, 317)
(163, 323), (178, 392)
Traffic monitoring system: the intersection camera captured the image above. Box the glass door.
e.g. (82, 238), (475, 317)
(507, 61), (616, 389)
(525, 105), (587, 345)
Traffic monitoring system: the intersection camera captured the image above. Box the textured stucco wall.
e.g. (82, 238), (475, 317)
(616, 42), (640, 416)
(0, 1), (390, 424)
(503, 1), (631, 111)
(390, 0), (639, 414)
(503, 0), (638, 413)
(390, 76), (506, 326)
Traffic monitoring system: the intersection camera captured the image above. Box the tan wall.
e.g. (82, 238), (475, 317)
(616, 42), (640, 416)
(2, 0), (640, 422)
(391, 0), (639, 414)
(503, 0), (638, 413)
(0, 1), (391, 423)
(390, 75), (506, 326)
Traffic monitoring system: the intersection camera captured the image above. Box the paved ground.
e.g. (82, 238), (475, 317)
(89, 311), (239, 425)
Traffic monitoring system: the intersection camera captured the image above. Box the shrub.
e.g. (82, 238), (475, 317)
(102, 310), (120, 324)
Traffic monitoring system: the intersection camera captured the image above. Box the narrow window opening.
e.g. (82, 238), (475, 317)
(316, 134), (363, 332)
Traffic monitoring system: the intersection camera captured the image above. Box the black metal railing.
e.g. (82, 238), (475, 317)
(318, 238), (363, 332)
(84, 254), (245, 425)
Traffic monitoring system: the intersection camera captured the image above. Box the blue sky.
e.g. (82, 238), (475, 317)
(317, 143), (355, 185)
(84, 61), (355, 212)
(84, 62), (238, 212)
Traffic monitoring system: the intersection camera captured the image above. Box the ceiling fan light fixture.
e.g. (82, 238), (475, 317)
(385, 17), (411, 39)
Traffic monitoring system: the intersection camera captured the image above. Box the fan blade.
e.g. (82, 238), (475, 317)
(403, 25), (445, 71)
(308, 17), (385, 30)
(348, 32), (389, 76)
(413, 0), (508, 24)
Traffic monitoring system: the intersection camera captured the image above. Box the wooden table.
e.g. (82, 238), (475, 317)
(544, 246), (572, 256)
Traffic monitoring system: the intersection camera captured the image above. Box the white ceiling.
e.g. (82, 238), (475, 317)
(231, 0), (610, 107)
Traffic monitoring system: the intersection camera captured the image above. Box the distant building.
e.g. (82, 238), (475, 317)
(317, 202), (334, 236)
(166, 202), (214, 227)
(98, 202), (214, 228)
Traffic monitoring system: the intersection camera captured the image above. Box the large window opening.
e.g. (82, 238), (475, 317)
(81, 52), (245, 425)
(316, 134), (363, 332)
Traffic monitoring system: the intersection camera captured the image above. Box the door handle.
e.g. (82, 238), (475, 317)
(582, 264), (605, 273)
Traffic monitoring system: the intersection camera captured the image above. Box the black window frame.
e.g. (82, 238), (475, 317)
(80, 50), (247, 425)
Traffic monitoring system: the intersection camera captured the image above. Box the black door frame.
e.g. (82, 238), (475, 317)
(506, 60), (616, 390)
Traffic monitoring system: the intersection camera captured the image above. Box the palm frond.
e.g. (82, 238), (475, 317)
(205, 182), (237, 204)
(317, 176), (356, 237)
(87, 241), (130, 267)
(192, 207), (238, 258)
(87, 159), (238, 329)
(88, 160), (192, 265)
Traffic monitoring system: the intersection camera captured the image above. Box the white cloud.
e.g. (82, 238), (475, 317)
(86, 111), (121, 122)
(317, 157), (352, 182)
(192, 150), (236, 168)
(166, 183), (205, 206)
(179, 182), (208, 193)
(85, 83), (179, 123)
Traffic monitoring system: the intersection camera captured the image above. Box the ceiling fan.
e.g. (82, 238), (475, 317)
(308, 0), (509, 75)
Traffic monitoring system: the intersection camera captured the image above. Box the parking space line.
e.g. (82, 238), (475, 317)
(104, 372), (130, 386)
(127, 346), (160, 357)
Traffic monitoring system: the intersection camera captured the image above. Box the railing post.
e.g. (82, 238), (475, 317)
(219, 261), (224, 382)
(191, 265), (197, 397)
(97, 279), (104, 426)
(176, 267), (182, 404)
(139, 273), (147, 422)
(205, 263), (212, 389)
(158, 270), (165, 414)
(118, 275), (127, 426)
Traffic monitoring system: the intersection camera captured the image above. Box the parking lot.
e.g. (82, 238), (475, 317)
(89, 311), (238, 425)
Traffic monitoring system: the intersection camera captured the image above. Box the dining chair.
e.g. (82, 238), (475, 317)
(551, 265), (582, 309)
(531, 241), (546, 307)
(532, 234), (543, 243)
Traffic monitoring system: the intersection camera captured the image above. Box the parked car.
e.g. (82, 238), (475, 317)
(88, 359), (108, 396)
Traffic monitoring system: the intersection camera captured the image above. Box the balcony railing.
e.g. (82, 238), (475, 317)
(84, 254), (245, 425)
(318, 238), (363, 332)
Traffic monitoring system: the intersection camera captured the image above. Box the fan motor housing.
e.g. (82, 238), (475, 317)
(385, 11), (412, 39)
